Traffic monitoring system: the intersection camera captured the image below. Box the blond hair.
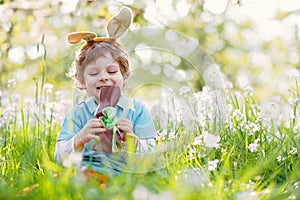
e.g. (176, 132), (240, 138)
(69, 41), (131, 90)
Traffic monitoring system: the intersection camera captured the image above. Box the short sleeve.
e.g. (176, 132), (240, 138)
(132, 100), (157, 140)
(58, 107), (87, 141)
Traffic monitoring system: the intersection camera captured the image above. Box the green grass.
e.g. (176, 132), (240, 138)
(0, 82), (300, 200)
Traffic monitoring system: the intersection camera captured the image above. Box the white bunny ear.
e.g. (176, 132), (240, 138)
(107, 6), (132, 40)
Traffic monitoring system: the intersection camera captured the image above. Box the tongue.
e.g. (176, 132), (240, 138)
(94, 85), (121, 118)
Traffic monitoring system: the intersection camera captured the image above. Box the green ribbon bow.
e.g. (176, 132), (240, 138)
(99, 107), (119, 153)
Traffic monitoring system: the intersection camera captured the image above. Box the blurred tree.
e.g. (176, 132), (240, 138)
(0, 0), (299, 99)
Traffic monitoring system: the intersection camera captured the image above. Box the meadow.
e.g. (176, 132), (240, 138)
(0, 73), (300, 200)
(1, 0), (300, 199)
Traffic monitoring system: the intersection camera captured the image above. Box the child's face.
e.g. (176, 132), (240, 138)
(81, 52), (127, 103)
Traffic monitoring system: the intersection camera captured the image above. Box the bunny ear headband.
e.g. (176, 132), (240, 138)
(67, 6), (132, 50)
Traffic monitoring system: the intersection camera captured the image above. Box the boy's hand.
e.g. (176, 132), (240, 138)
(75, 118), (105, 151)
(117, 118), (133, 134)
(116, 118), (138, 151)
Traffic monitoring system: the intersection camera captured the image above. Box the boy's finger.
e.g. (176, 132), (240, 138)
(89, 134), (101, 142)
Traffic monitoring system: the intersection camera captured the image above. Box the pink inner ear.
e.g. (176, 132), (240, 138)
(94, 85), (121, 118)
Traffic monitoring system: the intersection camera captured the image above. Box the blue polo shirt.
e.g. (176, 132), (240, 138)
(57, 96), (156, 175)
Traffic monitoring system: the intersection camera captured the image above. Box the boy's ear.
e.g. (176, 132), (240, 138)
(123, 77), (128, 84)
(123, 76), (129, 86)
(77, 77), (86, 89)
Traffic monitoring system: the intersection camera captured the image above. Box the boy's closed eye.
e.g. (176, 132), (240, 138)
(90, 72), (98, 76)
(107, 66), (119, 74)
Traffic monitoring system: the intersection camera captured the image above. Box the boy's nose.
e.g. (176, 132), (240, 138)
(99, 72), (109, 81)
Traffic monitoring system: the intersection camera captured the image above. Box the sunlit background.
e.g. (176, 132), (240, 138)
(0, 0), (300, 101)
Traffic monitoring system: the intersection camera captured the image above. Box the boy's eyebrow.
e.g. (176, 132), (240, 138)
(86, 66), (99, 71)
(107, 63), (119, 67)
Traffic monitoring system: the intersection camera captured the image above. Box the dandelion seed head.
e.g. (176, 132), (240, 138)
(250, 122), (261, 134)
(208, 159), (219, 171)
(0, 118), (5, 128)
(11, 94), (21, 102)
(234, 190), (258, 200)
(187, 152), (195, 160)
(274, 130), (283, 140)
(55, 90), (71, 101)
(261, 149), (266, 157)
(179, 85), (192, 96)
(43, 83), (54, 93)
(248, 142), (258, 153)
(226, 121), (236, 132)
(294, 181), (300, 189)
(288, 147), (297, 155)
(232, 109), (244, 122)
(7, 79), (16, 88)
(269, 102), (277, 110)
(168, 131), (176, 140)
(293, 125), (300, 134)
(203, 132), (220, 148)
(288, 97), (297, 105)
(189, 147), (197, 154)
(151, 104), (168, 127)
(289, 71), (300, 81)
(277, 155), (286, 162)
(24, 96), (35, 104)
(154, 134), (163, 141)
(215, 143), (221, 149)
(261, 189), (270, 194)
(1, 106), (16, 124)
(243, 85), (253, 96)
(155, 130), (168, 141)
(248, 180), (254, 187)
(189, 89), (219, 127)
(192, 136), (202, 146)
(202, 86), (212, 92)
(225, 81), (233, 90)
(226, 104), (233, 114)
(221, 148), (227, 153)
(233, 161), (237, 168)
(177, 168), (208, 188)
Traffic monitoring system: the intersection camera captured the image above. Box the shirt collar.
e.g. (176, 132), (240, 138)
(117, 95), (135, 112)
(86, 95), (135, 115)
(86, 98), (98, 114)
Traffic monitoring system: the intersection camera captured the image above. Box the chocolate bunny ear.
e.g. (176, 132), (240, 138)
(107, 7), (132, 40)
(67, 31), (97, 44)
